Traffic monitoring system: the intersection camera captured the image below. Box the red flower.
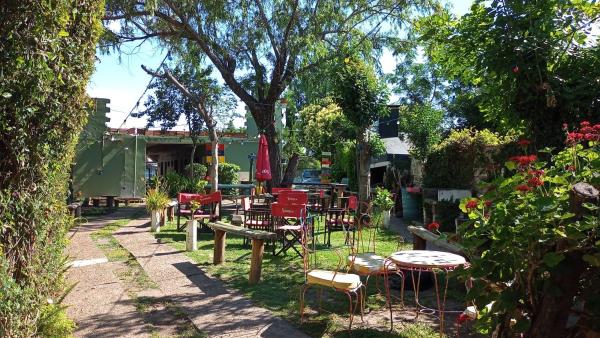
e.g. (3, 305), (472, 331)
(484, 200), (493, 208)
(465, 199), (479, 210)
(528, 169), (544, 177)
(581, 121), (591, 127)
(562, 123), (569, 130)
(516, 184), (532, 192)
(527, 177), (544, 187)
(566, 165), (576, 171)
(509, 155), (537, 167)
(457, 313), (470, 324)
(512, 65), (519, 74)
(517, 139), (530, 147)
(427, 222), (440, 232)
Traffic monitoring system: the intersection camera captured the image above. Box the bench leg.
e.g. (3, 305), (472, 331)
(213, 230), (226, 264)
(249, 239), (265, 284)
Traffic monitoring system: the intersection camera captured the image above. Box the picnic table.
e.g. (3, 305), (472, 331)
(207, 221), (277, 284)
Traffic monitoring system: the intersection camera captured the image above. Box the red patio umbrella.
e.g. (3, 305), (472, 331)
(255, 134), (271, 192)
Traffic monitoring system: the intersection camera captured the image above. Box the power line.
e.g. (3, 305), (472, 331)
(117, 51), (171, 130)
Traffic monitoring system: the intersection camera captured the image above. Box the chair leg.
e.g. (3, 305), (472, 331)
(300, 284), (311, 324)
(346, 291), (355, 330)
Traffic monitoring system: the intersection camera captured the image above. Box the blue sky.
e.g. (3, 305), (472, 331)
(87, 0), (474, 129)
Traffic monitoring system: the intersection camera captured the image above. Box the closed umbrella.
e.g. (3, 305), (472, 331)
(255, 134), (271, 194)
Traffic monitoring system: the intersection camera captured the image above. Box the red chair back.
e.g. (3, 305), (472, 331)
(192, 191), (222, 205)
(178, 193), (196, 204)
(278, 191), (308, 205)
(348, 196), (358, 211)
(272, 187), (293, 194)
(271, 203), (306, 218)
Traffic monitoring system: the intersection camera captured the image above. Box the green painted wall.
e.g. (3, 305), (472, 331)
(73, 99), (285, 198)
(73, 99), (147, 198)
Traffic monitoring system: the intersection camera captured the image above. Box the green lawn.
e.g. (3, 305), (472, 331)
(154, 217), (439, 338)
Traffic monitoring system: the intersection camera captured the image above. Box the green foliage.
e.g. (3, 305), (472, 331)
(418, 0), (600, 147)
(334, 58), (389, 129)
(298, 98), (353, 155)
(372, 187), (395, 212)
(218, 162), (240, 185)
(37, 303), (76, 338)
(185, 178), (208, 194)
(185, 163), (208, 179)
(163, 171), (187, 198)
(457, 123), (600, 335)
(398, 104), (444, 161)
(145, 186), (171, 212)
(331, 141), (357, 191)
(0, 0), (103, 335)
(424, 129), (514, 189)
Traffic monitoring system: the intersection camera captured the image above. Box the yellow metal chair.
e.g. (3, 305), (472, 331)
(299, 215), (365, 330)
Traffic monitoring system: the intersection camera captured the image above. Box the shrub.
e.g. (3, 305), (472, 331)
(0, 1), (102, 336)
(218, 162), (240, 194)
(372, 187), (395, 212)
(218, 162), (240, 185)
(424, 128), (514, 189)
(184, 162), (207, 179)
(163, 171), (187, 197)
(457, 121), (600, 336)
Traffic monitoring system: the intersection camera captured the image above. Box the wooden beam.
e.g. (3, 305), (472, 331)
(407, 225), (464, 254)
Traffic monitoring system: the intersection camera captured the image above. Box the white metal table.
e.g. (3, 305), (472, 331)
(384, 250), (468, 336)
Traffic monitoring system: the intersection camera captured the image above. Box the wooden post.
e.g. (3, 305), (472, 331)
(213, 230), (226, 264)
(413, 235), (426, 250)
(167, 205), (175, 221)
(106, 196), (115, 208)
(186, 220), (198, 251)
(249, 239), (265, 284)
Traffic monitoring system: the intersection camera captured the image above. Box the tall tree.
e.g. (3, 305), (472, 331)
(103, 0), (426, 186)
(334, 57), (389, 202)
(418, 0), (600, 148)
(0, 0), (103, 335)
(138, 63), (236, 191)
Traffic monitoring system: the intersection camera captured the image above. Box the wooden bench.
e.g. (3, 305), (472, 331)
(207, 221), (277, 284)
(408, 224), (464, 254)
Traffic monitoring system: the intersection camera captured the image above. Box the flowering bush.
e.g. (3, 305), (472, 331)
(457, 121), (600, 336)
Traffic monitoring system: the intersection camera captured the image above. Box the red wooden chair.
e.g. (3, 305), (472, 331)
(271, 202), (308, 257)
(278, 191), (309, 205)
(177, 193), (201, 231)
(191, 191), (222, 228)
(243, 207), (273, 248)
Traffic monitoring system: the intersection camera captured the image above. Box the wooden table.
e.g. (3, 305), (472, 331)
(207, 221), (277, 284)
(384, 250), (468, 336)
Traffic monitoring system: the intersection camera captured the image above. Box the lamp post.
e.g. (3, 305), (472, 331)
(248, 152), (256, 182)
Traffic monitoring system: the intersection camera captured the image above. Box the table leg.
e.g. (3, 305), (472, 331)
(432, 270), (450, 337)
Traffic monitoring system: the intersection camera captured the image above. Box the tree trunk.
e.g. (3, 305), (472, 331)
(208, 127), (219, 193)
(526, 183), (599, 338)
(189, 143), (197, 180)
(281, 153), (300, 186)
(248, 104), (281, 189)
(357, 132), (371, 203)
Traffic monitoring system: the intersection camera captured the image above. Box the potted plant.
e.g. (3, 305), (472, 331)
(372, 187), (395, 228)
(146, 185), (170, 232)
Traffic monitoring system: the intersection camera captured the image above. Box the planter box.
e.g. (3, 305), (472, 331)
(423, 188), (471, 202)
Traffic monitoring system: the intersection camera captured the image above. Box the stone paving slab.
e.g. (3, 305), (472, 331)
(114, 218), (309, 338)
(65, 210), (151, 338)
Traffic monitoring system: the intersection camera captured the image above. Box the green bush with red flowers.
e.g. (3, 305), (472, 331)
(457, 121), (600, 336)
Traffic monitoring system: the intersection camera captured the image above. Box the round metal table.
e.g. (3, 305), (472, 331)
(384, 250), (468, 336)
